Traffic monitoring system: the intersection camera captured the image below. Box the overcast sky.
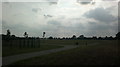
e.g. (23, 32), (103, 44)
(1, 0), (119, 38)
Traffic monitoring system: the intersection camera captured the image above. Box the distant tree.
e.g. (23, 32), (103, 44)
(108, 36), (113, 40)
(24, 32), (28, 38)
(105, 36), (108, 39)
(48, 36), (53, 39)
(80, 35), (84, 38)
(54, 37), (57, 39)
(98, 37), (102, 40)
(58, 37), (60, 40)
(11, 35), (16, 39)
(6, 29), (11, 41)
(6, 29), (11, 36)
(65, 37), (69, 40)
(43, 32), (46, 38)
(72, 35), (76, 39)
(36, 37), (39, 39)
(92, 36), (97, 40)
(78, 35), (84, 39)
(62, 37), (66, 40)
(116, 32), (120, 39)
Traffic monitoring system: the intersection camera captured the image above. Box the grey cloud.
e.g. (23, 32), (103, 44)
(76, 0), (93, 5)
(88, 22), (111, 30)
(46, 0), (58, 2)
(47, 20), (61, 26)
(87, 21), (117, 36)
(46, 0), (58, 5)
(91, 1), (95, 5)
(32, 8), (41, 13)
(44, 14), (53, 18)
(102, 0), (118, 1)
(2, 2), (10, 4)
(79, 2), (91, 4)
(84, 7), (117, 23)
(2, 2), (12, 7)
(49, 2), (58, 5)
(118, 16), (120, 32)
(68, 21), (117, 37)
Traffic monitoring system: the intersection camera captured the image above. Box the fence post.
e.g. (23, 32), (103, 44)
(31, 38), (34, 48)
(19, 38), (22, 48)
(10, 39), (12, 48)
(27, 38), (29, 48)
(33, 38), (35, 48)
(21, 38), (23, 48)
(23, 38), (25, 48)
(38, 39), (40, 48)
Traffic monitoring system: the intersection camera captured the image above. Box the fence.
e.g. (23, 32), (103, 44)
(2, 38), (41, 48)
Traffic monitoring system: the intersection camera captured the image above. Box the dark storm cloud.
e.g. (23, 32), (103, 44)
(84, 7), (117, 23)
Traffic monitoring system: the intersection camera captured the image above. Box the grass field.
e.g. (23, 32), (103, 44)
(2, 39), (100, 57)
(10, 40), (119, 66)
(41, 39), (98, 45)
(2, 45), (63, 57)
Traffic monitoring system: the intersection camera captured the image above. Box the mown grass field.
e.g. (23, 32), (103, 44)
(2, 45), (63, 57)
(2, 39), (99, 57)
(10, 40), (119, 66)
(41, 39), (97, 45)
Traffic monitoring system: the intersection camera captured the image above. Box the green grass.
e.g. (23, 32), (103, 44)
(10, 40), (119, 65)
(2, 39), (104, 57)
(41, 39), (106, 45)
(2, 45), (63, 57)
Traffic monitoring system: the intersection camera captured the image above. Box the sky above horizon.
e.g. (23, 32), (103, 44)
(1, 0), (119, 38)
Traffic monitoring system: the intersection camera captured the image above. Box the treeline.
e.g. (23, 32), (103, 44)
(1, 29), (120, 40)
(1, 33), (120, 40)
(47, 35), (119, 40)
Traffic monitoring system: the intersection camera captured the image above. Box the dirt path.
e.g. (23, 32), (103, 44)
(2, 45), (79, 66)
